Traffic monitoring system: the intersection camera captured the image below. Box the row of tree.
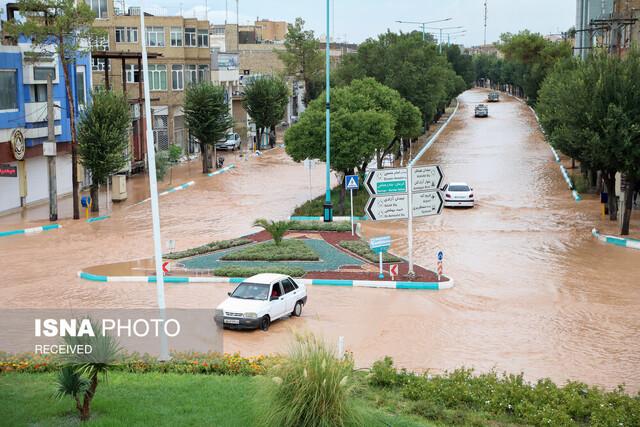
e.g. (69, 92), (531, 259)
(536, 51), (640, 235)
(473, 31), (573, 104)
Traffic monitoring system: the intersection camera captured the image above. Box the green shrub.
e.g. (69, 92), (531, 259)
(221, 240), (318, 261)
(570, 173), (590, 193)
(254, 218), (292, 246)
(164, 238), (251, 260)
(293, 187), (369, 217)
(339, 240), (402, 263)
(212, 266), (306, 278)
(369, 356), (407, 388)
(288, 221), (352, 232)
(261, 333), (360, 427)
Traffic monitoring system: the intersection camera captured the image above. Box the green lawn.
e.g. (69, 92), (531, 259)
(221, 240), (319, 261)
(0, 372), (431, 427)
(294, 187), (369, 217)
(339, 240), (402, 263)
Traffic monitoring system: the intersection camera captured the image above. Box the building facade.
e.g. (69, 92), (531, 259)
(575, 0), (615, 59)
(0, 19), (91, 214)
(90, 0), (211, 162)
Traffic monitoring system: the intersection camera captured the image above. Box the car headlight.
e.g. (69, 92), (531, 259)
(244, 312), (258, 319)
(215, 309), (223, 317)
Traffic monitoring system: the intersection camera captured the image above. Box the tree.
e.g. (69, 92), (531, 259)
(285, 78), (402, 214)
(538, 51), (640, 234)
(183, 82), (233, 173)
(277, 18), (324, 105)
(7, 0), (103, 220)
(253, 219), (292, 246)
(77, 89), (130, 213)
(243, 76), (289, 149)
(168, 144), (182, 184)
(55, 318), (122, 421)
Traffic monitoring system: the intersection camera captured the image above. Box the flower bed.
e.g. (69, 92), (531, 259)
(221, 240), (319, 261)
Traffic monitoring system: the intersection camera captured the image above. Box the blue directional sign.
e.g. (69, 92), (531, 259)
(370, 236), (391, 253)
(437, 251), (444, 261)
(345, 175), (359, 190)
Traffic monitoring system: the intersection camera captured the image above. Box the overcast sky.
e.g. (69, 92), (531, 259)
(138, 0), (577, 46)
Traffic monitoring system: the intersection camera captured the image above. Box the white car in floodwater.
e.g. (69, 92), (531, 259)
(442, 182), (475, 207)
(214, 273), (307, 331)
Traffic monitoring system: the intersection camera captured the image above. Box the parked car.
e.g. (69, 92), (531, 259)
(475, 104), (489, 117)
(488, 91), (500, 102)
(215, 133), (242, 151)
(442, 182), (474, 207)
(215, 273), (307, 331)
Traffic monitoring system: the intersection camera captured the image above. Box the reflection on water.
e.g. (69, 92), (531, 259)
(1, 90), (639, 390)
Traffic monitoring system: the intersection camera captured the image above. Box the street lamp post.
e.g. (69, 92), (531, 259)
(395, 18), (452, 41)
(424, 26), (464, 53)
(323, 0), (333, 222)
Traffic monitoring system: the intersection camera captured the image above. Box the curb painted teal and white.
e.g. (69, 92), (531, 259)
(527, 104), (581, 202)
(130, 180), (196, 207)
(409, 98), (460, 167)
(87, 215), (110, 223)
(207, 164), (235, 177)
(77, 271), (454, 290)
(592, 228), (640, 250)
(0, 224), (62, 238)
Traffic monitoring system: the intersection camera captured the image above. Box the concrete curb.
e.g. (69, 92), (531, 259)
(592, 228), (640, 250)
(526, 104), (581, 202)
(77, 271), (454, 290)
(87, 215), (110, 223)
(409, 98), (460, 167)
(0, 224), (62, 237)
(207, 164), (235, 177)
(129, 180), (196, 207)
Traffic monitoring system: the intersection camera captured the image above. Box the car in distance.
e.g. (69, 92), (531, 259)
(215, 132), (242, 151)
(215, 273), (307, 331)
(442, 182), (474, 207)
(488, 91), (500, 102)
(475, 104), (489, 118)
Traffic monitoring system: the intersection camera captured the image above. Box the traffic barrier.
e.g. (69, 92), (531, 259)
(592, 228), (640, 250)
(0, 224), (62, 238)
(77, 271), (454, 290)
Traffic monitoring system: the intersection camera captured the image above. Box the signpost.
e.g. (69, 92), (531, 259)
(389, 264), (399, 279)
(369, 236), (391, 278)
(365, 165), (445, 277)
(437, 251), (444, 280)
(345, 175), (359, 235)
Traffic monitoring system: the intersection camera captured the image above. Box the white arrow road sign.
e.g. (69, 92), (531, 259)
(412, 191), (444, 217)
(365, 194), (409, 221)
(365, 168), (408, 196)
(411, 165), (444, 192)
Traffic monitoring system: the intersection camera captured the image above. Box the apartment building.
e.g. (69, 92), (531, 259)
(90, 0), (211, 165)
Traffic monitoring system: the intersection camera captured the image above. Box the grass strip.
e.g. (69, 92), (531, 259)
(164, 238), (251, 260)
(339, 240), (402, 263)
(221, 240), (319, 261)
(212, 265), (306, 278)
(288, 220), (353, 232)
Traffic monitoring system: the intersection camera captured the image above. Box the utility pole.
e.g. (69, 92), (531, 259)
(46, 75), (57, 221)
(323, 0), (333, 222)
(484, 0), (488, 45)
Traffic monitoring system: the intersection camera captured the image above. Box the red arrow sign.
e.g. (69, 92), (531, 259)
(162, 261), (169, 274)
(389, 264), (399, 277)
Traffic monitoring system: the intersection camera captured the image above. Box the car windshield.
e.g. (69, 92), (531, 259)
(230, 282), (269, 300)
(449, 185), (470, 192)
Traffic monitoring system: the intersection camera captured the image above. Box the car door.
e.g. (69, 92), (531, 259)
(281, 278), (298, 313)
(268, 282), (286, 320)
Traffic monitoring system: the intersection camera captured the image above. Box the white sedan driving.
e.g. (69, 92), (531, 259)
(214, 273), (307, 331)
(442, 182), (475, 207)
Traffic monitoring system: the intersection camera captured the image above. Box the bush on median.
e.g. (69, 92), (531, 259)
(221, 240), (319, 261)
(288, 220), (353, 232)
(212, 265), (306, 278)
(164, 238), (252, 260)
(339, 240), (402, 263)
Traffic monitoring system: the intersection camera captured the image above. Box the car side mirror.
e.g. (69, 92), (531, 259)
(227, 292), (231, 296)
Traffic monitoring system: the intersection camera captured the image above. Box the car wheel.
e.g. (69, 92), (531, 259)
(292, 301), (303, 317)
(260, 316), (270, 331)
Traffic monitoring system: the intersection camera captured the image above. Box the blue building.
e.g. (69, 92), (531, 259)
(0, 27), (92, 214)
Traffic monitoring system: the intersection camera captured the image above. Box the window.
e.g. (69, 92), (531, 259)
(76, 66), (86, 106)
(32, 84), (47, 102)
(212, 26), (225, 35)
(33, 67), (55, 81)
(0, 70), (18, 110)
(146, 27), (165, 47)
(270, 283), (283, 299)
(116, 26), (138, 43)
(184, 28), (196, 47)
(125, 64), (139, 83)
(282, 279), (295, 294)
(87, 0), (107, 18)
(197, 64), (209, 83)
(185, 64), (197, 85)
(170, 27), (183, 47)
(91, 35), (109, 51)
(171, 65), (184, 90)
(148, 64), (167, 91)
(92, 58), (108, 71)
(197, 29), (208, 47)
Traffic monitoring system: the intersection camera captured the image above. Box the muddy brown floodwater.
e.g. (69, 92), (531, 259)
(1, 89), (639, 391)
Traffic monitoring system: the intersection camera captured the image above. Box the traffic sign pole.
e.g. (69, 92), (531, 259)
(379, 252), (384, 278)
(350, 188), (354, 235)
(407, 164), (415, 277)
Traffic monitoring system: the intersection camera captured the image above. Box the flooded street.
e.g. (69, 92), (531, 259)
(2, 88), (639, 390)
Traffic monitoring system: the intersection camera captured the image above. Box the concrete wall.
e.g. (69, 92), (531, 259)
(238, 44), (286, 75)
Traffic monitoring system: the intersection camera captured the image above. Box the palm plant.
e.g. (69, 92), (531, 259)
(56, 318), (122, 421)
(253, 219), (292, 246)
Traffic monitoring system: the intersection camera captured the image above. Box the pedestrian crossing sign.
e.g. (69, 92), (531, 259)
(345, 175), (359, 190)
